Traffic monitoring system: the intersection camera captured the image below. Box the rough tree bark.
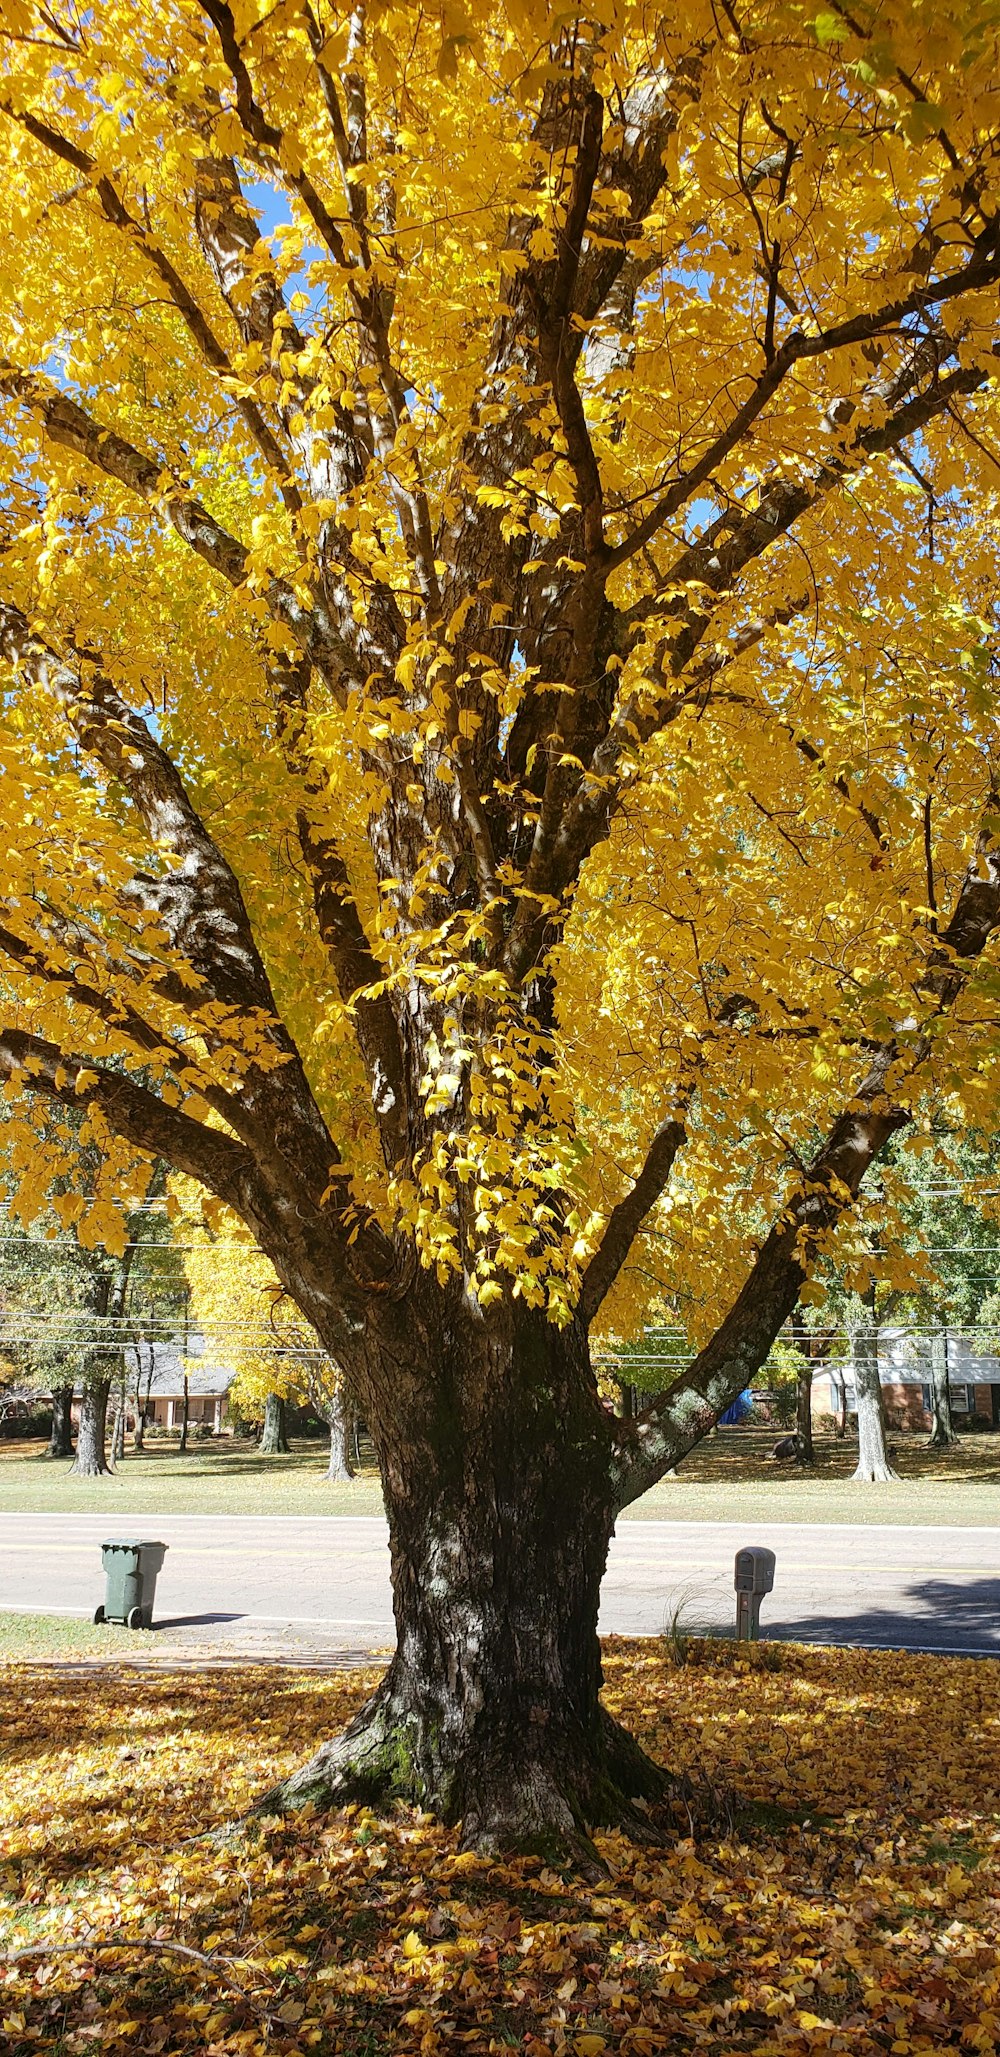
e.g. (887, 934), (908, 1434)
(271, 1300), (664, 1857)
(110, 1378), (127, 1465)
(323, 1378), (356, 1482)
(850, 1288), (899, 1484)
(927, 1313), (959, 1448)
(260, 1393), (290, 1453)
(48, 1385), (74, 1459)
(71, 1371), (112, 1478)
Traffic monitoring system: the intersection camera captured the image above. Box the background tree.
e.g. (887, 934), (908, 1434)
(1, 1), (1000, 1850)
(889, 1136), (1000, 1446)
(183, 1213), (358, 1477)
(0, 1136), (182, 1468)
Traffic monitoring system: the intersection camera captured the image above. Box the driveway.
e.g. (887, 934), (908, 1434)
(0, 1514), (997, 1660)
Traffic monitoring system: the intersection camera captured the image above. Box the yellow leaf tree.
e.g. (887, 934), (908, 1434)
(1, 0), (1000, 1852)
(182, 1215), (359, 1476)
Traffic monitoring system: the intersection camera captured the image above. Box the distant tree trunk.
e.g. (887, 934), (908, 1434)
(790, 1334), (814, 1463)
(48, 1384), (74, 1458)
(132, 1338), (150, 1449)
(71, 1375), (112, 1476)
(71, 1250), (136, 1479)
(110, 1379), (126, 1465)
(927, 1313), (959, 1447)
(835, 1377), (849, 1439)
(179, 1372), (190, 1453)
(260, 1392), (290, 1452)
(794, 1364), (814, 1461)
(324, 1379), (356, 1481)
(851, 1288), (899, 1483)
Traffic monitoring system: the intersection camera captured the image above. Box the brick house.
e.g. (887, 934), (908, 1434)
(813, 1330), (1000, 1432)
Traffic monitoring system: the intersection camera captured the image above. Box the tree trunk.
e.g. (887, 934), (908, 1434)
(927, 1315), (959, 1447)
(70, 1377), (112, 1476)
(110, 1381), (126, 1465)
(48, 1385), (74, 1459)
(179, 1372), (189, 1453)
(324, 1380), (356, 1481)
(260, 1392), (290, 1453)
(71, 1257), (134, 1477)
(835, 1376), (848, 1439)
(851, 1292), (898, 1483)
(267, 1306), (668, 1861)
(795, 1362), (814, 1463)
(132, 1339), (149, 1449)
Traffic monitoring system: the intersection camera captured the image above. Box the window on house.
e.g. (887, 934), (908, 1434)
(950, 1384), (971, 1413)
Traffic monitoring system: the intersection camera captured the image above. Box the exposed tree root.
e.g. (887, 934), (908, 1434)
(253, 1678), (676, 1872)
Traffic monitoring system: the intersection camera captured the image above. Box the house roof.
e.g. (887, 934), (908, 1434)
(132, 1335), (236, 1398)
(39, 1334), (237, 1401)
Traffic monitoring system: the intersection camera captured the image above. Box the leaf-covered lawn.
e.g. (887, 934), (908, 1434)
(2, 1640), (998, 2055)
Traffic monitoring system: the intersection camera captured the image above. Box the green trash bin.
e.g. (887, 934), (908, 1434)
(95, 1539), (168, 1631)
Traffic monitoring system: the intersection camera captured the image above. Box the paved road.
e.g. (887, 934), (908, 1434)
(0, 1514), (997, 1659)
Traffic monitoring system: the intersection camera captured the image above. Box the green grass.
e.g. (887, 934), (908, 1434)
(0, 1611), (123, 1659)
(0, 1425), (998, 1522)
(627, 1424), (1000, 1525)
(0, 1436), (385, 1515)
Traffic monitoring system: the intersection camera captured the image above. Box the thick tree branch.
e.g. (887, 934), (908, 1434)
(267, 655), (408, 1165)
(1, 104), (299, 510)
(579, 1106), (691, 1326)
(526, 355), (998, 967)
(0, 365), (360, 692)
(0, 600), (279, 1013)
(0, 1028), (254, 1211)
(198, 0), (354, 268)
(0, 602), (355, 1208)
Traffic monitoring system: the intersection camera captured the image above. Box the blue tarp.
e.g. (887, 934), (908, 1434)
(719, 1390), (753, 1425)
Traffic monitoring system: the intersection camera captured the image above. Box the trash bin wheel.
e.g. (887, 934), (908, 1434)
(93, 1604), (106, 1625)
(126, 1606), (146, 1631)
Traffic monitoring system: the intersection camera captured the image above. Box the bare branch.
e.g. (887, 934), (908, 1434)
(579, 1105), (691, 1326)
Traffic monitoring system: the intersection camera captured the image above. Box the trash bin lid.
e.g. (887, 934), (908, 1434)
(102, 1538), (168, 1551)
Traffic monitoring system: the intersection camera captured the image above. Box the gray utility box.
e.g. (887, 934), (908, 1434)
(734, 1546), (776, 1641)
(95, 1539), (168, 1630)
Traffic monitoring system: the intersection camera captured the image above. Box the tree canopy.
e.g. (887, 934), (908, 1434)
(2, 0), (1000, 1845)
